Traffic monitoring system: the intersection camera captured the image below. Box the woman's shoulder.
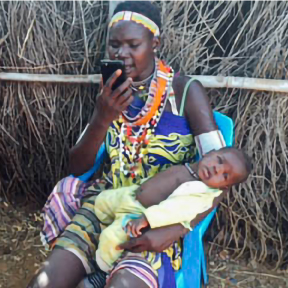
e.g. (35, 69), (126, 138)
(172, 75), (204, 98)
(171, 75), (206, 113)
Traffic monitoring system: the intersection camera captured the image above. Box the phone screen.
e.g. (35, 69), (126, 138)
(100, 60), (127, 90)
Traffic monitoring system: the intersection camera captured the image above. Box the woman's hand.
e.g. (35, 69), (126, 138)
(96, 70), (134, 124)
(118, 224), (188, 253)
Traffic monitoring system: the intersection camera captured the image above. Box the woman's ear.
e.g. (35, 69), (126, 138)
(152, 37), (161, 52)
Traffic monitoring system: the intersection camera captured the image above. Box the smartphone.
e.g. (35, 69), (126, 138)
(100, 59), (126, 90)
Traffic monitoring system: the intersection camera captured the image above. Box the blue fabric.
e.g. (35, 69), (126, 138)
(158, 253), (177, 288)
(125, 96), (145, 117)
(155, 111), (191, 136)
(127, 96), (191, 137)
(76, 142), (107, 183)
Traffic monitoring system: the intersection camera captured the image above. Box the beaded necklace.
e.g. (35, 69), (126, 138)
(131, 73), (153, 93)
(117, 58), (174, 178)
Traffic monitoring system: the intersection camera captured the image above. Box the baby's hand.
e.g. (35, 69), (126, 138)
(126, 215), (149, 237)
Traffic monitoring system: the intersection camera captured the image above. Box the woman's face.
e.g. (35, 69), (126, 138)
(108, 21), (159, 81)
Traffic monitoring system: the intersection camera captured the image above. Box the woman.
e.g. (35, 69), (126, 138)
(28, 2), (226, 288)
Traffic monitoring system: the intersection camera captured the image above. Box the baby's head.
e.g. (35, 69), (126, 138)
(197, 147), (251, 189)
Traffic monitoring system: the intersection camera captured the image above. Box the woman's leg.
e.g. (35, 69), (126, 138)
(105, 269), (149, 288)
(29, 195), (106, 288)
(27, 249), (85, 288)
(106, 255), (158, 288)
(41, 176), (89, 247)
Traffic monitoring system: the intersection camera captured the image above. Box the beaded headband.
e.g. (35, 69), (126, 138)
(109, 11), (160, 37)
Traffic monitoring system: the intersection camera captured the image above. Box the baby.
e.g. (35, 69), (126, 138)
(94, 147), (251, 272)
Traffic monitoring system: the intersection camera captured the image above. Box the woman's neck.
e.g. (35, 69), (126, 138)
(132, 73), (153, 87)
(133, 58), (155, 82)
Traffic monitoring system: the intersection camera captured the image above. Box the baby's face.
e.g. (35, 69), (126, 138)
(198, 149), (247, 189)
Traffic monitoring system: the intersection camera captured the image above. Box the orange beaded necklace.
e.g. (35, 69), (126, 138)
(118, 58), (174, 178)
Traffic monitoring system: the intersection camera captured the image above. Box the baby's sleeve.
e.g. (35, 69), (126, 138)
(144, 181), (222, 229)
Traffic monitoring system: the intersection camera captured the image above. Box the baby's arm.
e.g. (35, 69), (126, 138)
(142, 181), (222, 229)
(126, 182), (224, 237)
(136, 165), (194, 208)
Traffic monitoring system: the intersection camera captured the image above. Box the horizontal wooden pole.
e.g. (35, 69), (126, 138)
(1, 72), (288, 93)
(0, 72), (101, 84)
(195, 75), (288, 93)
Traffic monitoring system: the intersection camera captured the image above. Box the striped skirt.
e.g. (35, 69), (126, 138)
(41, 177), (178, 288)
(54, 194), (161, 288)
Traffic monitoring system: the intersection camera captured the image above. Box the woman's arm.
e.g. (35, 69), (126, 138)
(69, 72), (133, 176)
(69, 108), (110, 176)
(173, 76), (217, 135)
(119, 223), (188, 253)
(174, 76), (226, 156)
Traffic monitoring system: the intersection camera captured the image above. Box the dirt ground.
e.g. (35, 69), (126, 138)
(1, 201), (287, 288)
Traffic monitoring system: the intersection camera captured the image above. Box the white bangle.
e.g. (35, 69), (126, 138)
(76, 124), (89, 144)
(195, 130), (226, 157)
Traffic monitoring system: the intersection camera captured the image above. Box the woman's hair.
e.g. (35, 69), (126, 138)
(113, 1), (162, 31)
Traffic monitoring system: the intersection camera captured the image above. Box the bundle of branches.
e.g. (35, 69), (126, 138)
(157, 1), (288, 268)
(1, 0), (288, 268)
(0, 1), (108, 203)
